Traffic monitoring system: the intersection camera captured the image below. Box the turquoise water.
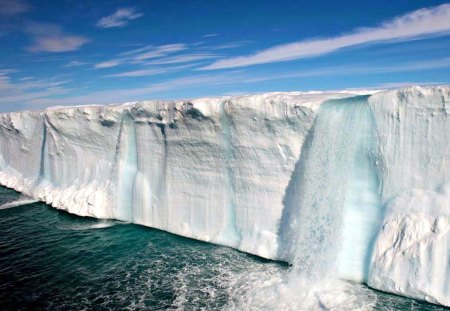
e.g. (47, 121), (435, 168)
(0, 186), (447, 310)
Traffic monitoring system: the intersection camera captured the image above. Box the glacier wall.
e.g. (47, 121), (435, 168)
(0, 86), (448, 306)
(367, 88), (450, 306)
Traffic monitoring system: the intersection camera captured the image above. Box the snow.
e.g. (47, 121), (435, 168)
(0, 86), (448, 306)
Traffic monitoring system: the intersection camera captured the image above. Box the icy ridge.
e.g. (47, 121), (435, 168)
(0, 87), (448, 306)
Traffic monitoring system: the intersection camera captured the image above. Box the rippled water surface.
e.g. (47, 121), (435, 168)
(0, 186), (447, 310)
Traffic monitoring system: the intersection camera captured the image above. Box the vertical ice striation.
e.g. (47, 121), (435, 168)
(286, 96), (382, 282)
(0, 111), (44, 191)
(39, 118), (49, 181)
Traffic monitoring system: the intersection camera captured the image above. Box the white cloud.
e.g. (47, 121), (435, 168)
(3, 57), (449, 111)
(104, 68), (167, 78)
(368, 57), (450, 73)
(143, 54), (218, 65)
(102, 63), (198, 78)
(208, 41), (248, 50)
(240, 57), (450, 84)
(0, 72), (70, 92)
(94, 44), (188, 69)
(97, 8), (143, 28)
(141, 75), (227, 93)
(29, 36), (88, 52)
(132, 44), (187, 61)
(202, 4), (450, 70)
(1, 71), (245, 109)
(26, 22), (89, 53)
(0, 0), (30, 16)
(63, 60), (88, 67)
(0, 69), (17, 76)
(119, 44), (155, 56)
(0, 72), (71, 110)
(18, 78), (71, 90)
(0, 73), (15, 91)
(94, 60), (121, 69)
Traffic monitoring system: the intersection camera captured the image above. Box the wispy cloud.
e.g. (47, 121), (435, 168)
(202, 4), (450, 70)
(2, 71), (245, 109)
(63, 60), (89, 68)
(144, 54), (219, 65)
(132, 44), (187, 61)
(141, 75), (232, 94)
(103, 68), (167, 78)
(0, 71), (71, 111)
(140, 60), (450, 93)
(208, 41), (248, 50)
(119, 44), (157, 56)
(0, 71), (16, 91)
(102, 63), (198, 78)
(0, 0), (30, 16)
(370, 57), (450, 73)
(94, 60), (121, 69)
(3, 56), (449, 111)
(29, 36), (88, 52)
(26, 22), (89, 53)
(97, 8), (143, 28)
(19, 78), (71, 90)
(0, 69), (17, 76)
(0, 0), (30, 36)
(93, 44), (187, 69)
(240, 57), (450, 84)
(143, 72), (244, 93)
(0, 71), (70, 93)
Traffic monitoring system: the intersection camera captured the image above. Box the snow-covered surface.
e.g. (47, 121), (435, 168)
(0, 86), (448, 306)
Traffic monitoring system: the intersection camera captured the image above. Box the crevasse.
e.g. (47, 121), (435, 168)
(0, 86), (448, 306)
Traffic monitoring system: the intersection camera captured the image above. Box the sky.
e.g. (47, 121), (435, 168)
(0, 0), (449, 112)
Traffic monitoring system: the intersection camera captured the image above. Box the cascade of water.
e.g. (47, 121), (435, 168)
(114, 115), (138, 222)
(217, 100), (241, 246)
(40, 117), (52, 183)
(289, 96), (382, 282)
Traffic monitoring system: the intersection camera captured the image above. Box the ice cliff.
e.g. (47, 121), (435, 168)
(0, 86), (448, 306)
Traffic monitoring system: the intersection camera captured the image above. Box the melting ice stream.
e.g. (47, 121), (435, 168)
(0, 186), (447, 311)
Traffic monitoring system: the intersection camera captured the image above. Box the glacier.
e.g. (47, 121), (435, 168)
(0, 86), (448, 306)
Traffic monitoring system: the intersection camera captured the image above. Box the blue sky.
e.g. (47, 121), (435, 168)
(0, 0), (449, 111)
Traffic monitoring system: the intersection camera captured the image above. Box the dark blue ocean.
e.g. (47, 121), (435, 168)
(0, 186), (447, 310)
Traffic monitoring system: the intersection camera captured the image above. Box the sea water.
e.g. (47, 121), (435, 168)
(0, 186), (447, 311)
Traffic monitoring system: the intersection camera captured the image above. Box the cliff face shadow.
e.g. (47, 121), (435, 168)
(276, 117), (318, 261)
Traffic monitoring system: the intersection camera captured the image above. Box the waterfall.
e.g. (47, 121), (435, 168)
(289, 96), (382, 282)
(114, 115), (138, 222)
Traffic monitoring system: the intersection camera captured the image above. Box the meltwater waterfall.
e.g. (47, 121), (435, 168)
(289, 96), (383, 283)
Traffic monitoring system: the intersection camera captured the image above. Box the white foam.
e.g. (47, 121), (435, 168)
(60, 220), (116, 231)
(0, 198), (38, 210)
